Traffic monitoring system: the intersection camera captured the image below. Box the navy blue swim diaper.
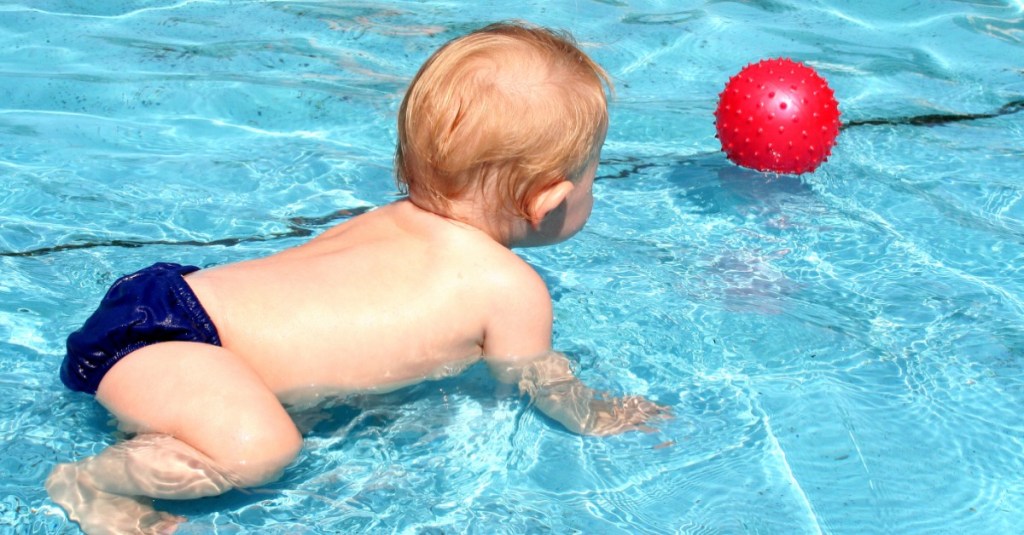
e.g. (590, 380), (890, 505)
(61, 262), (222, 395)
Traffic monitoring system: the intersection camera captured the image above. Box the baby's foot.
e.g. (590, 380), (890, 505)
(46, 462), (184, 535)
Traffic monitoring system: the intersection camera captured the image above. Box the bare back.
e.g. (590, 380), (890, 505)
(184, 200), (552, 404)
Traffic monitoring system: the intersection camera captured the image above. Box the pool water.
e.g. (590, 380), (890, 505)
(2, 1), (1023, 533)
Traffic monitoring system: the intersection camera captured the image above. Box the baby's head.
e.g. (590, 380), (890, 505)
(395, 21), (612, 221)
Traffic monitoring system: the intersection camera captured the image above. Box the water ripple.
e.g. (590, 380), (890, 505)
(0, 1), (203, 19)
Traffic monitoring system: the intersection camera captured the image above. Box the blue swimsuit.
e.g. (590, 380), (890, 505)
(61, 262), (221, 395)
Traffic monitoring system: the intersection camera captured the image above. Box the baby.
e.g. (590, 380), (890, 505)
(47, 21), (667, 534)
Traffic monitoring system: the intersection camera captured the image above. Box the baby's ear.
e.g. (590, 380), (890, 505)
(527, 179), (574, 228)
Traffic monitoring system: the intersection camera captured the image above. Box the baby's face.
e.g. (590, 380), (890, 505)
(559, 159), (598, 240)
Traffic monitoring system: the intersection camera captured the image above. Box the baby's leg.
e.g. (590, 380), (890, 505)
(47, 342), (302, 534)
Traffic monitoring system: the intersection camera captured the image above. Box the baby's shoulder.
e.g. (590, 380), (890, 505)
(471, 246), (550, 307)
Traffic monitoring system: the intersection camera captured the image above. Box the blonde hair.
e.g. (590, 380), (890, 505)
(395, 21), (612, 218)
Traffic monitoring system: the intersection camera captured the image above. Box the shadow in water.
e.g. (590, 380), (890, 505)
(661, 152), (816, 218)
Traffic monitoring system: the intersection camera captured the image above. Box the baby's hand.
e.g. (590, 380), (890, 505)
(584, 394), (672, 436)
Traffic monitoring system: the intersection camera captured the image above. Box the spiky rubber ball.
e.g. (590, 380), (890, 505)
(714, 58), (841, 174)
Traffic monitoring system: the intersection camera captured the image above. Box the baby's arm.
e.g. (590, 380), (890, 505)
(488, 350), (669, 436)
(482, 263), (668, 436)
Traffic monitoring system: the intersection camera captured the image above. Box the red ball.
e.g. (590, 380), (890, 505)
(714, 58), (841, 174)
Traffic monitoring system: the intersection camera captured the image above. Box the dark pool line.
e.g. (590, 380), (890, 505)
(0, 206), (372, 259)
(0, 234), (307, 259)
(2, 95), (1020, 259)
(595, 97), (1024, 181)
(841, 98), (1024, 129)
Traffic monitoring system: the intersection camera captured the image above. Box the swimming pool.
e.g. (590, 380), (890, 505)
(2, 0), (1022, 533)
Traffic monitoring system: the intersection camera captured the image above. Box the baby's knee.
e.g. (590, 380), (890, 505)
(219, 420), (303, 488)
